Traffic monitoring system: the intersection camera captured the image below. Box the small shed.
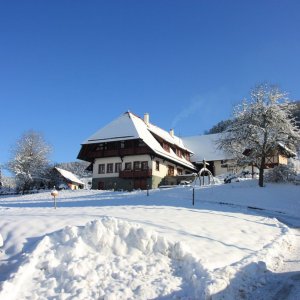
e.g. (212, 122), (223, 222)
(54, 167), (85, 190)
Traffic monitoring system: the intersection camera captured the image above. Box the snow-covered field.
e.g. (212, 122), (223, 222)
(0, 180), (299, 299)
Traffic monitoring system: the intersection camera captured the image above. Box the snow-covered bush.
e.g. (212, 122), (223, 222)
(265, 162), (297, 183)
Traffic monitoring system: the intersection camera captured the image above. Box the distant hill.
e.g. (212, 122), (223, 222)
(205, 100), (300, 134)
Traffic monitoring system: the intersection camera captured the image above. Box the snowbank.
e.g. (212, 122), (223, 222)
(0, 233), (3, 248)
(0, 182), (298, 299)
(0, 217), (211, 300)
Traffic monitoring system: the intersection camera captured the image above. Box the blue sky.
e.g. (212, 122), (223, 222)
(1, 0), (300, 172)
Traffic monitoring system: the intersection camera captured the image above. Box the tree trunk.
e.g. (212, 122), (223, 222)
(258, 156), (266, 187)
(258, 168), (264, 187)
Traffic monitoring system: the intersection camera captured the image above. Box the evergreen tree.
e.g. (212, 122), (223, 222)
(205, 119), (233, 134)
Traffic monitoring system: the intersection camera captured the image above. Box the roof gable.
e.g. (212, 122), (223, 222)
(83, 113), (140, 144)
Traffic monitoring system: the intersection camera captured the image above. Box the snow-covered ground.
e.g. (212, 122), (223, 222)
(0, 180), (299, 299)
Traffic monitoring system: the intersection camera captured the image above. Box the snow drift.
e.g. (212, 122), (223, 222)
(0, 217), (212, 300)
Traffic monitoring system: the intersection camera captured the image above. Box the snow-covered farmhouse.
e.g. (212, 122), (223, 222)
(77, 112), (196, 190)
(182, 134), (238, 175)
(54, 167), (85, 190)
(77, 112), (295, 190)
(183, 133), (295, 176)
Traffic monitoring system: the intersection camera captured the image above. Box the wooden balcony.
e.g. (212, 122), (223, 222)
(88, 147), (152, 159)
(119, 169), (152, 178)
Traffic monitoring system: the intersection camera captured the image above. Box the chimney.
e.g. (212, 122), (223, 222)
(170, 128), (174, 137)
(144, 113), (149, 126)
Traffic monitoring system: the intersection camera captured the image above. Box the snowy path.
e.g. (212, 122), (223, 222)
(259, 228), (300, 300)
(210, 228), (300, 299)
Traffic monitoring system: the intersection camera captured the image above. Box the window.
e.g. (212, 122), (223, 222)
(156, 160), (160, 171)
(107, 163), (113, 173)
(115, 163), (122, 173)
(134, 161), (140, 170)
(177, 168), (183, 175)
(176, 148), (182, 158)
(185, 153), (190, 161)
(141, 161), (148, 171)
(163, 143), (170, 152)
(168, 165), (174, 176)
(107, 142), (117, 150)
(95, 143), (104, 151)
(98, 164), (105, 174)
(138, 140), (147, 147)
(124, 140), (133, 149)
(125, 162), (132, 170)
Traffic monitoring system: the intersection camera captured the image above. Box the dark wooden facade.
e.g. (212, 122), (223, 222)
(77, 139), (154, 162)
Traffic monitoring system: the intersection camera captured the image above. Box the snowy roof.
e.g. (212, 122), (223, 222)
(83, 113), (139, 144)
(82, 112), (196, 170)
(55, 167), (84, 185)
(277, 142), (297, 157)
(147, 123), (191, 151)
(181, 133), (234, 162)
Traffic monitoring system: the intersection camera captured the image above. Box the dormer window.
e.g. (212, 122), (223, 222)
(163, 143), (170, 152)
(176, 148), (182, 158)
(185, 152), (191, 161)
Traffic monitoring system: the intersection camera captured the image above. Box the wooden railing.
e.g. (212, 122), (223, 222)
(119, 169), (152, 178)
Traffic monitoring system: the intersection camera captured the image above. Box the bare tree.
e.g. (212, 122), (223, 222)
(7, 130), (52, 193)
(218, 84), (300, 187)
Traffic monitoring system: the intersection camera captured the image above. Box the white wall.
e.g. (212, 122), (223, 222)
(214, 160), (259, 176)
(214, 160), (230, 176)
(93, 155), (192, 180)
(152, 158), (192, 178)
(93, 155), (152, 178)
